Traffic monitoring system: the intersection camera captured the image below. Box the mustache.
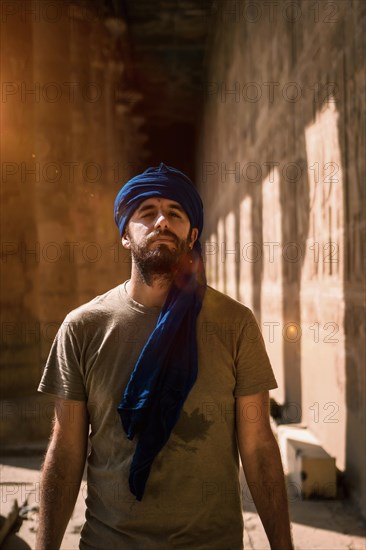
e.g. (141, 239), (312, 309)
(146, 229), (179, 245)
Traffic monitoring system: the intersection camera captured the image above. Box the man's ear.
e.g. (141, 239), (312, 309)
(121, 231), (131, 249)
(189, 227), (199, 249)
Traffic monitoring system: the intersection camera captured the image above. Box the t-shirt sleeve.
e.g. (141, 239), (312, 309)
(37, 314), (87, 401)
(234, 309), (278, 397)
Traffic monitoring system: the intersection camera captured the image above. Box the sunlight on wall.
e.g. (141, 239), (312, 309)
(216, 217), (225, 294)
(224, 211), (237, 300)
(205, 231), (217, 289)
(239, 196), (253, 310)
(302, 100), (346, 470)
(261, 167), (285, 404)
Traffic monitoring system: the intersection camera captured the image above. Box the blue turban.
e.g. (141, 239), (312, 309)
(114, 162), (204, 245)
(114, 163), (206, 500)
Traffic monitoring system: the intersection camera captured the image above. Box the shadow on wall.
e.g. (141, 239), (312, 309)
(200, 96), (364, 516)
(197, 0), (365, 519)
(337, 68), (366, 517)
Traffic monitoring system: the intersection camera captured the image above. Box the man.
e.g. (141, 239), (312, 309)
(36, 163), (293, 549)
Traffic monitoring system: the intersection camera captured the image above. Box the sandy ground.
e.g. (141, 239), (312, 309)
(0, 453), (365, 550)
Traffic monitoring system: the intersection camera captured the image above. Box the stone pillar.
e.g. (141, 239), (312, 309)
(0, 2), (138, 444)
(216, 217), (225, 293)
(239, 196), (254, 310)
(301, 102), (346, 467)
(32, 8), (77, 365)
(223, 211), (238, 300)
(261, 169), (285, 404)
(0, 6), (40, 399)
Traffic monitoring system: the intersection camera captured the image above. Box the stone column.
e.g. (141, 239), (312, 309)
(302, 101), (346, 469)
(261, 169), (285, 404)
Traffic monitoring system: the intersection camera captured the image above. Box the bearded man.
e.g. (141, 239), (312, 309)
(36, 164), (293, 550)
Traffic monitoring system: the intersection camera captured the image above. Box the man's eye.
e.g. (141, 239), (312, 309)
(169, 212), (181, 218)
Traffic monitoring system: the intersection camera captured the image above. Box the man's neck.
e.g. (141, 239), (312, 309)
(126, 268), (172, 308)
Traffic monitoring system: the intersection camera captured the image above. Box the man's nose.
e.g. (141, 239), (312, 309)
(154, 212), (169, 229)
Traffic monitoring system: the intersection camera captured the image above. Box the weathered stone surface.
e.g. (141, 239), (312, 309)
(198, 0), (366, 518)
(0, 4), (138, 427)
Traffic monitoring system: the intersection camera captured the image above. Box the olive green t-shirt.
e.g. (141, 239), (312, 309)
(38, 282), (277, 550)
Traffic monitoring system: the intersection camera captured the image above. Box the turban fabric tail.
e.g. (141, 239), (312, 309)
(114, 163), (206, 500)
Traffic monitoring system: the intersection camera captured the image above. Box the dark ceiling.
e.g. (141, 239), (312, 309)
(94, 0), (215, 173)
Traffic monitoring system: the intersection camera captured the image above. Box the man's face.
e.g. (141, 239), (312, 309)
(122, 197), (198, 284)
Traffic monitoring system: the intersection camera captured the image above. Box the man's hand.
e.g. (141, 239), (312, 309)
(35, 397), (89, 550)
(236, 391), (294, 550)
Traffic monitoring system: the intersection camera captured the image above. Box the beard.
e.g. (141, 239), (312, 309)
(127, 228), (193, 286)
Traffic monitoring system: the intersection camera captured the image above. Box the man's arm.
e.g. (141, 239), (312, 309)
(36, 397), (89, 550)
(236, 390), (293, 550)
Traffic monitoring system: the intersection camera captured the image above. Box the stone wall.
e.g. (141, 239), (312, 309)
(0, 3), (144, 442)
(197, 0), (365, 517)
